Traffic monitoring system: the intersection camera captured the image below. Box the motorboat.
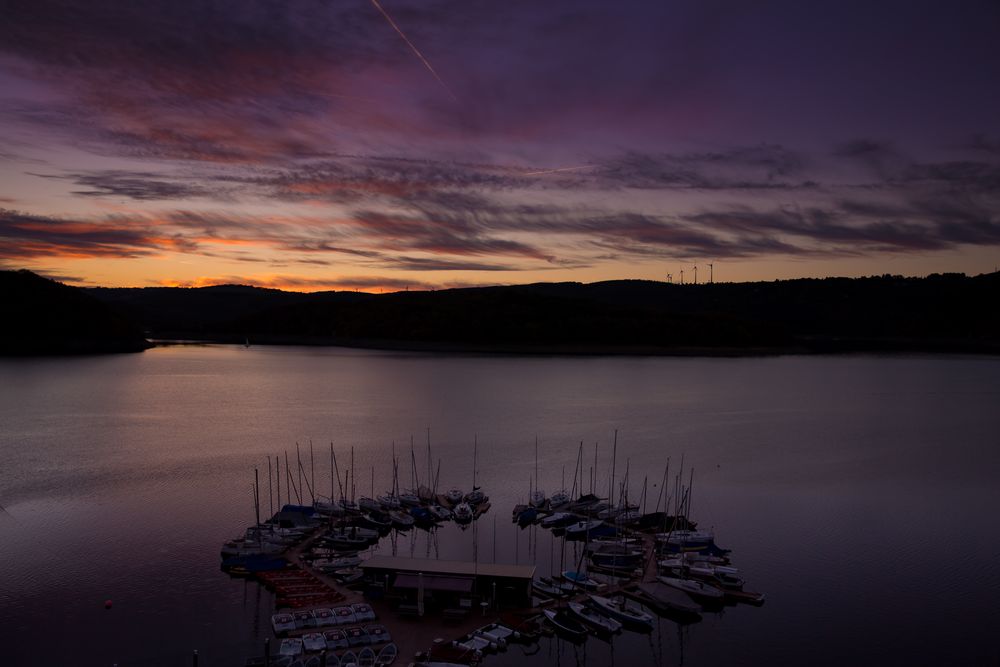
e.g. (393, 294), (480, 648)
(279, 638), (304, 657)
(474, 623), (520, 644)
(445, 488), (464, 506)
(271, 613), (296, 635)
(351, 602), (377, 622)
(365, 624), (390, 643)
(301, 632), (327, 652)
(454, 634), (498, 653)
(324, 629), (350, 650)
(340, 651), (358, 667)
(472, 627), (507, 650)
(220, 539), (284, 559)
(464, 488), (485, 505)
(312, 608), (337, 627)
(333, 606), (358, 625)
(529, 489), (546, 508)
(347, 626), (371, 646)
(293, 610), (316, 628)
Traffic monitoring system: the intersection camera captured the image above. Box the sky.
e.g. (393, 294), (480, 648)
(1, 0), (999, 291)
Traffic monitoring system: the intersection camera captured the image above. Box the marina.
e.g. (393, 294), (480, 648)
(221, 434), (766, 666)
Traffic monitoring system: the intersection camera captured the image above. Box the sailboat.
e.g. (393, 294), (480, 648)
(529, 437), (546, 508)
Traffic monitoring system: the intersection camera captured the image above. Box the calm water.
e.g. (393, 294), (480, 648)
(1, 346), (999, 666)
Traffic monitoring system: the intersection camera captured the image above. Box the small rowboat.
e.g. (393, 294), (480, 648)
(375, 642), (398, 665)
(357, 647), (376, 667)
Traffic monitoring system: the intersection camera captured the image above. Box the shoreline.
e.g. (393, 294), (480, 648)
(146, 334), (1000, 358)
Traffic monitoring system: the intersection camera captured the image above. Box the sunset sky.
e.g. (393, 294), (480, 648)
(2, 0), (999, 291)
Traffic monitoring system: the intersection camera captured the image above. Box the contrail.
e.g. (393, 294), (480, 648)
(523, 165), (596, 176)
(369, 0), (459, 103)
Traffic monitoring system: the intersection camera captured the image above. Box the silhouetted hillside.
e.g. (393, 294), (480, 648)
(83, 271), (1000, 354)
(1, 270), (150, 355)
(89, 284), (369, 338)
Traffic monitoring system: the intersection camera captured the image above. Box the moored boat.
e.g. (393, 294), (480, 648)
(301, 632), (326, 652)
(568, 601), (622, 634)
(542, 609), (589, 642)
(351, 602), (377, 622)
(540, 511), (578, 528)
(561, 570), (601, 590)
(634, 582), (702, 616)
(375, 642), (398, 665)
(324, 629), (350, 650)
(588, 595), (654, 630)
(365, 624), (390, 643)
(347, 625), (371, 646)
(453, 502), (473, 523)
(279, 638), (303, 657)
(656, 575), (725, 602)
(532, 576), (569, 598)
(271, 613), (296, 635)
(312, 608), (336, 627)
(357, 646), (376, 667)
(333, 606), (357, 625)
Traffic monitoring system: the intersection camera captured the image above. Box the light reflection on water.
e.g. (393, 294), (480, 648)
(1, 346), (999, 666)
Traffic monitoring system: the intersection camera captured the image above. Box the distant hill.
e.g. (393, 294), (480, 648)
(83, 271), (1000, 355)
(4, 268), (998, 355)
(0, 270), (150, 355)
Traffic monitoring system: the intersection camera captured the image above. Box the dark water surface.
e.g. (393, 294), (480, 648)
(1, 346), (999, 666)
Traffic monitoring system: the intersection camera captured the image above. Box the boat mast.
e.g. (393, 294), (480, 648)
(534, 436), (539, 497)
(296, 442), (303, 504)
(610, 429), (618, 508)
(309, 440), (316, 505)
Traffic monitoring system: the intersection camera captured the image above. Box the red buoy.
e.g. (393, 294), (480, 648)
(104, 600), (113, 609)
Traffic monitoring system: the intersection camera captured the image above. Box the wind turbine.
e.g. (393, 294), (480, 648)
(708, 263), (714, 284)
(693, 266), (698, 285)
(679, 269), (684, 284)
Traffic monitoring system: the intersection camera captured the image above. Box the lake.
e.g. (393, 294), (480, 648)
(1, 346), (999, 666)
